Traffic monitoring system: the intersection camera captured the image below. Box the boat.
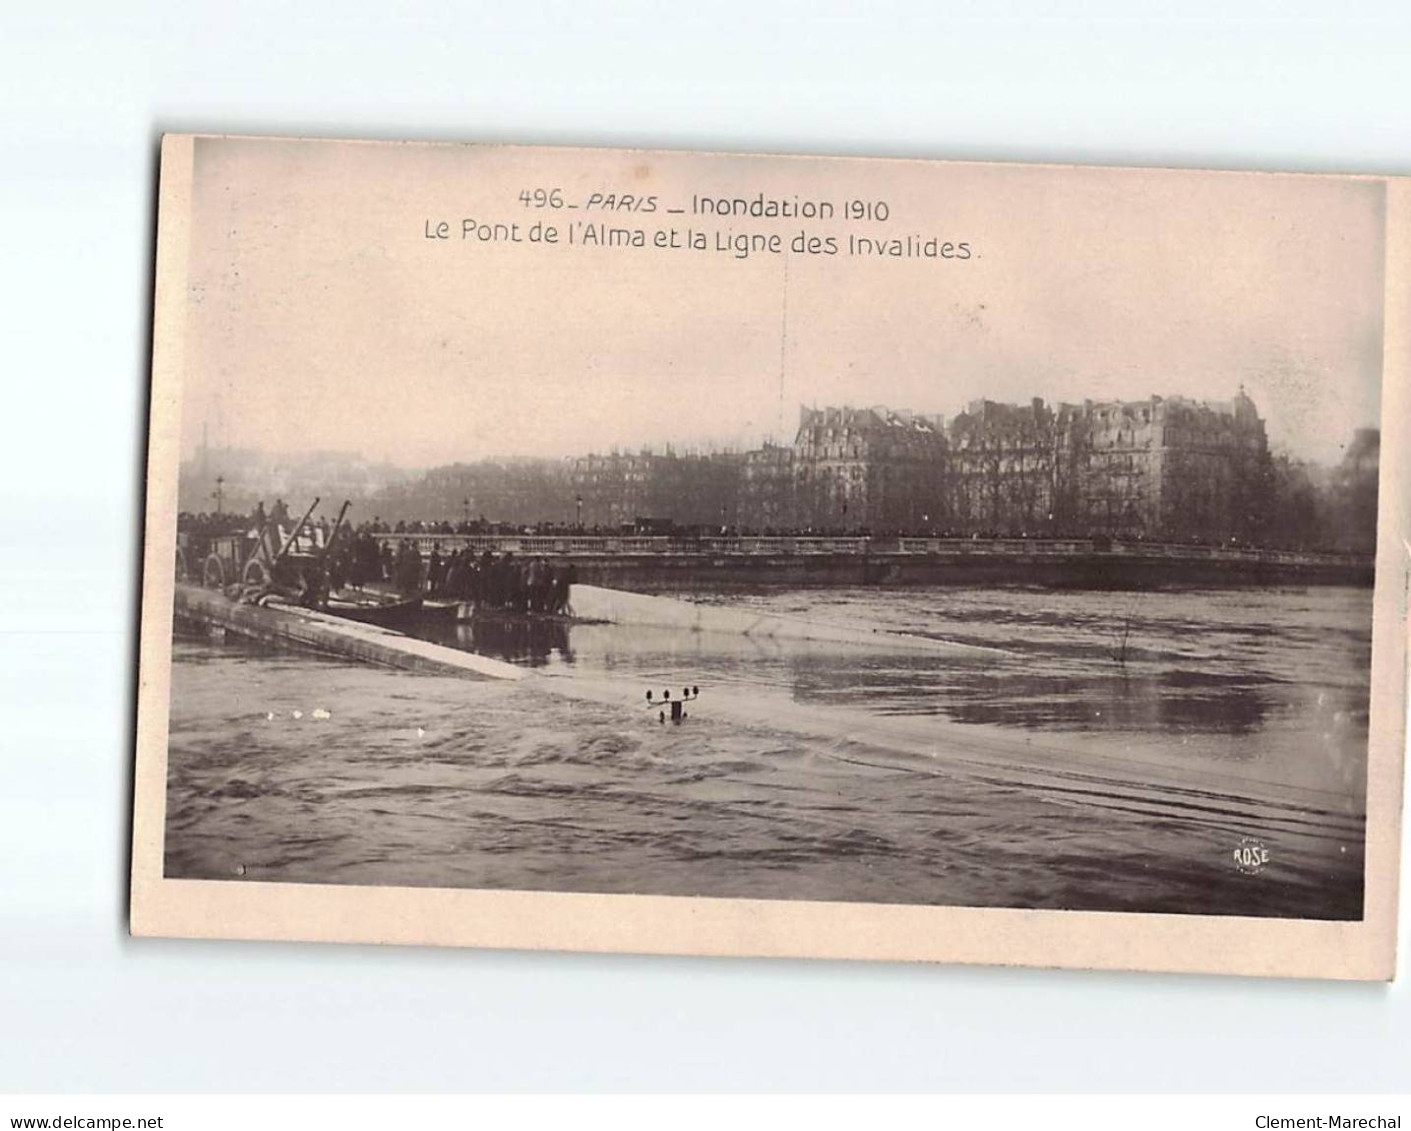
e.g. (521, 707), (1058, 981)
(420, 599), (463, 622)
(325, 593), (426, 629)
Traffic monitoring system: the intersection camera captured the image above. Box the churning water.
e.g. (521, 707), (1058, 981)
(165, 585), (1370, 918)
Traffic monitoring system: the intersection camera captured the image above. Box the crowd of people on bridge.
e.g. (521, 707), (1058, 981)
(325, 533), (577, 615)
(352, 516), (585, 537)
(177, 503), (582, 616)
(430, 548), (577, 615)
(182, 498), (1280, 562)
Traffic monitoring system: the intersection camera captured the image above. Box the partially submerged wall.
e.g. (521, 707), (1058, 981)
(568, 584), (1000, 654)
(173, 584), (524, 680)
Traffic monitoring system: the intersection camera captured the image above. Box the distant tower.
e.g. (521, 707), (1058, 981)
(1233, 383), (1259, 425)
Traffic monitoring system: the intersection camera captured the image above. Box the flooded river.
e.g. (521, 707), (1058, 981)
(165, 585), (1370, 918)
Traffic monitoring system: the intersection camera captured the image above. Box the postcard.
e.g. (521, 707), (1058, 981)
(132, 134), (1407, 978)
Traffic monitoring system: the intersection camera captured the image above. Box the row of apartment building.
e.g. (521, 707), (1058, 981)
(568, 390), (1274, 542)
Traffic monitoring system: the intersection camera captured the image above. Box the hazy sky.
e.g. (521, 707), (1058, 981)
(181, 137), (1385, 468)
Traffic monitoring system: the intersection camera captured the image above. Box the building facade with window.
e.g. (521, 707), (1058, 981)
(789, 405), (948, 532)
(373, 389), (1276, 543)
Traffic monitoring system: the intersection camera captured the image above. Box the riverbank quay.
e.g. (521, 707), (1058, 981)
(369, 533), (1373, 589)
(172, 584), (524, 680)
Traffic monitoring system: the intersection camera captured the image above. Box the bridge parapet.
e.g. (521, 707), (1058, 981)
(367, 531), (1367, 571)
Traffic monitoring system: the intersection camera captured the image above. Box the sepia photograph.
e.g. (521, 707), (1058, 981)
(131, 135), (1407, 977)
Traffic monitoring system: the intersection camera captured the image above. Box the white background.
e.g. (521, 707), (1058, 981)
(1, 0), (1408, 1094)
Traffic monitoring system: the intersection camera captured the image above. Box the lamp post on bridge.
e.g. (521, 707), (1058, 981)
(576, 494), (583, 530)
